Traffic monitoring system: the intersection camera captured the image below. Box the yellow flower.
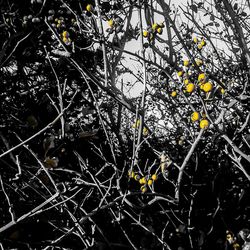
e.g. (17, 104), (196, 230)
(191, 111), (200, 122)
(203, 82), (213, 92)
(143, 30), (149, 37)
(198, 73), (206, 82)
(183, 60), (189, 67)
(200, 119), (209, 129)
(186, 83), (195, 93)
(184, 79), (189, 85)
(171, 91), (177, 97)
(86, 4), (93, 12)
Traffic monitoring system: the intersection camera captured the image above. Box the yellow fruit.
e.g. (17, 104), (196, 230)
(152, 23), (158, 30)
(62, 31), (69, 38)
(108, 19), (114, 27)
(198, 73), (206, 82)
(201, 39), (206, 46)
(143, 127), (148, 136)
(134, 174), (140, 181)
(152, 174), (157, 181)
(62, 36), (68, 43)
(195, 59), (203, 66)
(141, 186), (147, 193)
(148, 179), (153, 186)
(157, 27), (163, 34)
(128, 170), (135, 178)
(139, 177), (147, 185)
(200, 83), (204, 90)
(143, 30), (149, 37)
(221, 88), (225, 94)
(183, 60), (189, 67)
(171, 91), (177, 97)
(191, 111), (200, 122)
(203, 82), (213, 92)
(177, 71), (183, 77)
(86, 4), (93, 12)
(184, 79), (189, 85)
(132, 119), (140, 128)
(193, 36), (198, 43)
(200, 119), (209, 129)
(197, 43), (203, 50)
(186, 83), (195, 93)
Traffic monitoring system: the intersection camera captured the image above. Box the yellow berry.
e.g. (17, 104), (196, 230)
(193, 36), (198, 43)
(139, 177), (147, 185)
(143, 127), (148, 136)
(152, 174), (157, 181)
(152, 23), (158, 30)
(148, 179), (153, 186)
(203, 82), (213, 92)
(143, 30), (149, 37)
(198, 73), (206, 82)
(191, 111), (200, 122)
(220, 88), (225, 94)
(156, 27), (163, 34)
(62, 37), (68, 43)
(177, 71), (183, 77)
(200, 39), (206, 46)
(200, 119), (209, 129)
(134, 174), (140, 181)
(62, 31), (69, 38)
(171, 91), (177, 97)
(197, 43), (203, 50)
(128, 170), (135, 178)
(184, 79), (189, 85)
(183, 60), (189, 67)
(195, 59), (203, 66)
(186, 83), (195, 93)
(108, 19), (114, 27)
(200, 83), (204, 90)
(132, 119), (140, 128)
(86, 4), (93, 12)
(141, 186), (147, 193)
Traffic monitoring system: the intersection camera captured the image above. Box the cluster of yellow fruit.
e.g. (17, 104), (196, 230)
(128, 171), (158, 193)
(191, 111), (209, 129)
(143, 22), (165, 39)
(61, 30), (71, 45)
(132, 120), (149, 136)
(54, 18), (65, 29)
(176, 70), (214, 94)
(193, 36), (206, 50)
